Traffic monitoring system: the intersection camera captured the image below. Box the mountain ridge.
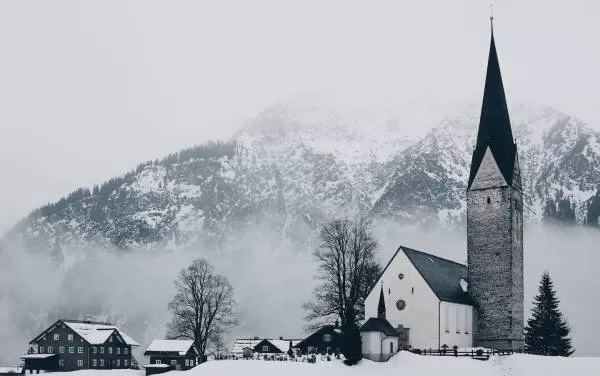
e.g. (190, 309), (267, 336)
(5, 101), (600, 252)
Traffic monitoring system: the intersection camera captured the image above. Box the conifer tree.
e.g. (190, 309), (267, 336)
(524, 271), (574, 356)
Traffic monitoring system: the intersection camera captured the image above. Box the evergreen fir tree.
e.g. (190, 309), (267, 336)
(524, 271), (574, 356)
(341, 325), (362, 365)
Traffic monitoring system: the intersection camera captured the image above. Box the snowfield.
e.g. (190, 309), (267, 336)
(49, 352), (600, 376)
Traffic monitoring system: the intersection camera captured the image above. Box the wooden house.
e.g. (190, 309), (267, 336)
(23, 319), (139, 373)
(143, 340), (199, 375)
(294, 325), (342, 355)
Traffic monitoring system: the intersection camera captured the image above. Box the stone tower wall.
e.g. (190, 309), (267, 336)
(467, 186), (524, 350)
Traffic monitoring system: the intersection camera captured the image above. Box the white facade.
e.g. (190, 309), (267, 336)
(364, 248), (473, 350)
(439, 301), (473, 349)
(360, 331), (399, 362)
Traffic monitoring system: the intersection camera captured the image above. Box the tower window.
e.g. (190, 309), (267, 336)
(487, 197), (491, 204)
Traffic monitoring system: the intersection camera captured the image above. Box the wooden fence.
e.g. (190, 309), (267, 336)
(414, 348), (524, 360)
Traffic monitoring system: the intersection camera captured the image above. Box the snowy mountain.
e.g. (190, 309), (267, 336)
(4, 101), (600, 252)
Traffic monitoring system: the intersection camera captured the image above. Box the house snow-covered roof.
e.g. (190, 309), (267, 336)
(0, 367), (22, 374)
(231, 339), (262, 355)
(143, 364), (171, 369)
(360, 318), (400, 337)
(20, 354), (57, 359)
(266, 339), (301, 353)
(231, 338), (301, 355)
(145, 340), (196, 355)
(63, 320), (140, 346)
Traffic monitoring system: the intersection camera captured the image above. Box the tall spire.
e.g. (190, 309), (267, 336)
(377, 286), (386, 319)
(467, 18), (517, 189)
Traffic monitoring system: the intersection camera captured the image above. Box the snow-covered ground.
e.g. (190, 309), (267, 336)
(42, 352), (600, 376)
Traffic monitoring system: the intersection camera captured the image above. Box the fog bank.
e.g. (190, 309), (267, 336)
(0, 221), (598, 365)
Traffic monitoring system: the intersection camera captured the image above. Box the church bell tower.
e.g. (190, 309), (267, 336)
(467, 18), (524, 351)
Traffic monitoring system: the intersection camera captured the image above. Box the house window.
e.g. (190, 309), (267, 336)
(100, 359), (104, 367)
(59, 360), (65, 367)
(116, 347), (120, 355)
(185, 359), (189, 367)
(396, 300), (406, 310)
(124, 348), (128, 355)
(78, 347), (84, 354)
(116, 359), (120, 367)
(398, 273), (404, 280)
(262, 345), (269, 352)
(171, 360), (177, 367)
(465, 309), (470, 334)
(54, 334), (60, 341)
(456, 307), (461, 333)
(42, 336), (46, 341)
(109, 337), (113, 343)
(444, 305), (450, 333)
(93, 347), (97, 354)
(77, 360), (83, 367)
(48, 346), (53, 353)
(68, 334), (73, 341)
(390, 342), (394, 354)
(155, 360), (161, 365)
(69, 347), (74, 354)
(39, 346), (44, 353)
(124, 359), (128, 367)
(92, 359), (97, 367)
(108, 347), (113, 354)
(487, 197), (491, 204)
(100, 347), (104, 354)
(323, 334), (332, 343)
(59, 346), (65, 354)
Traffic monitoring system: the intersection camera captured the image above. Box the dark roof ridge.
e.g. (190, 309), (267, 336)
(366, 245), (465, 299)
(399, 246), (466, 268)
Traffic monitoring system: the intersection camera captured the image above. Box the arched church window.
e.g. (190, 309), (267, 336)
(487, 197), (491, 204)
(396, 300), (406, 311)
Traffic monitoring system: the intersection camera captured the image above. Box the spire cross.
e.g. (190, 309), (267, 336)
(490, 2), (494, 30)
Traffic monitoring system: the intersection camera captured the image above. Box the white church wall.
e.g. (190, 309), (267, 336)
(439, 301), (473, 349)
(361, 331), (383, 360)
(382, 337), (398, 355)
(365, 248), (440, 350)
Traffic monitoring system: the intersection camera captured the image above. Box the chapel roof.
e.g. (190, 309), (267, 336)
(360, 317), (400, 337)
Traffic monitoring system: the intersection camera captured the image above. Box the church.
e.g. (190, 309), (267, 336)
(363, 20), (524, 354)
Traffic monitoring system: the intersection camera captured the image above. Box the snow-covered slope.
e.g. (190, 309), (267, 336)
(4, 101), (600, 252)
(29, 351), (600, 376)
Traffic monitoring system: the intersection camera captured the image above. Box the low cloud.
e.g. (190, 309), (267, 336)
(0, 220), (598, 365)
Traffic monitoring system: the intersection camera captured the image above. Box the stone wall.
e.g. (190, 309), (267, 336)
(467, 185), (524, 350)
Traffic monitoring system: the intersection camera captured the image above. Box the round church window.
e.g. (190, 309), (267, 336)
(396, 299), (406, 310)
(398, 273), (404, 280)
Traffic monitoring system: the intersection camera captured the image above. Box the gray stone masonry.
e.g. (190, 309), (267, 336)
(467, 184), (524, 351)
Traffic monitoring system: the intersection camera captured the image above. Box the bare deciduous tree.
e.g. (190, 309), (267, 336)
(167, 258), (237, 357)
(303, 217), (380, 332)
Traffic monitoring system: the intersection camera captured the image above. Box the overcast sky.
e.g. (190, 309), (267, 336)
(0, 0), (599, 232)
